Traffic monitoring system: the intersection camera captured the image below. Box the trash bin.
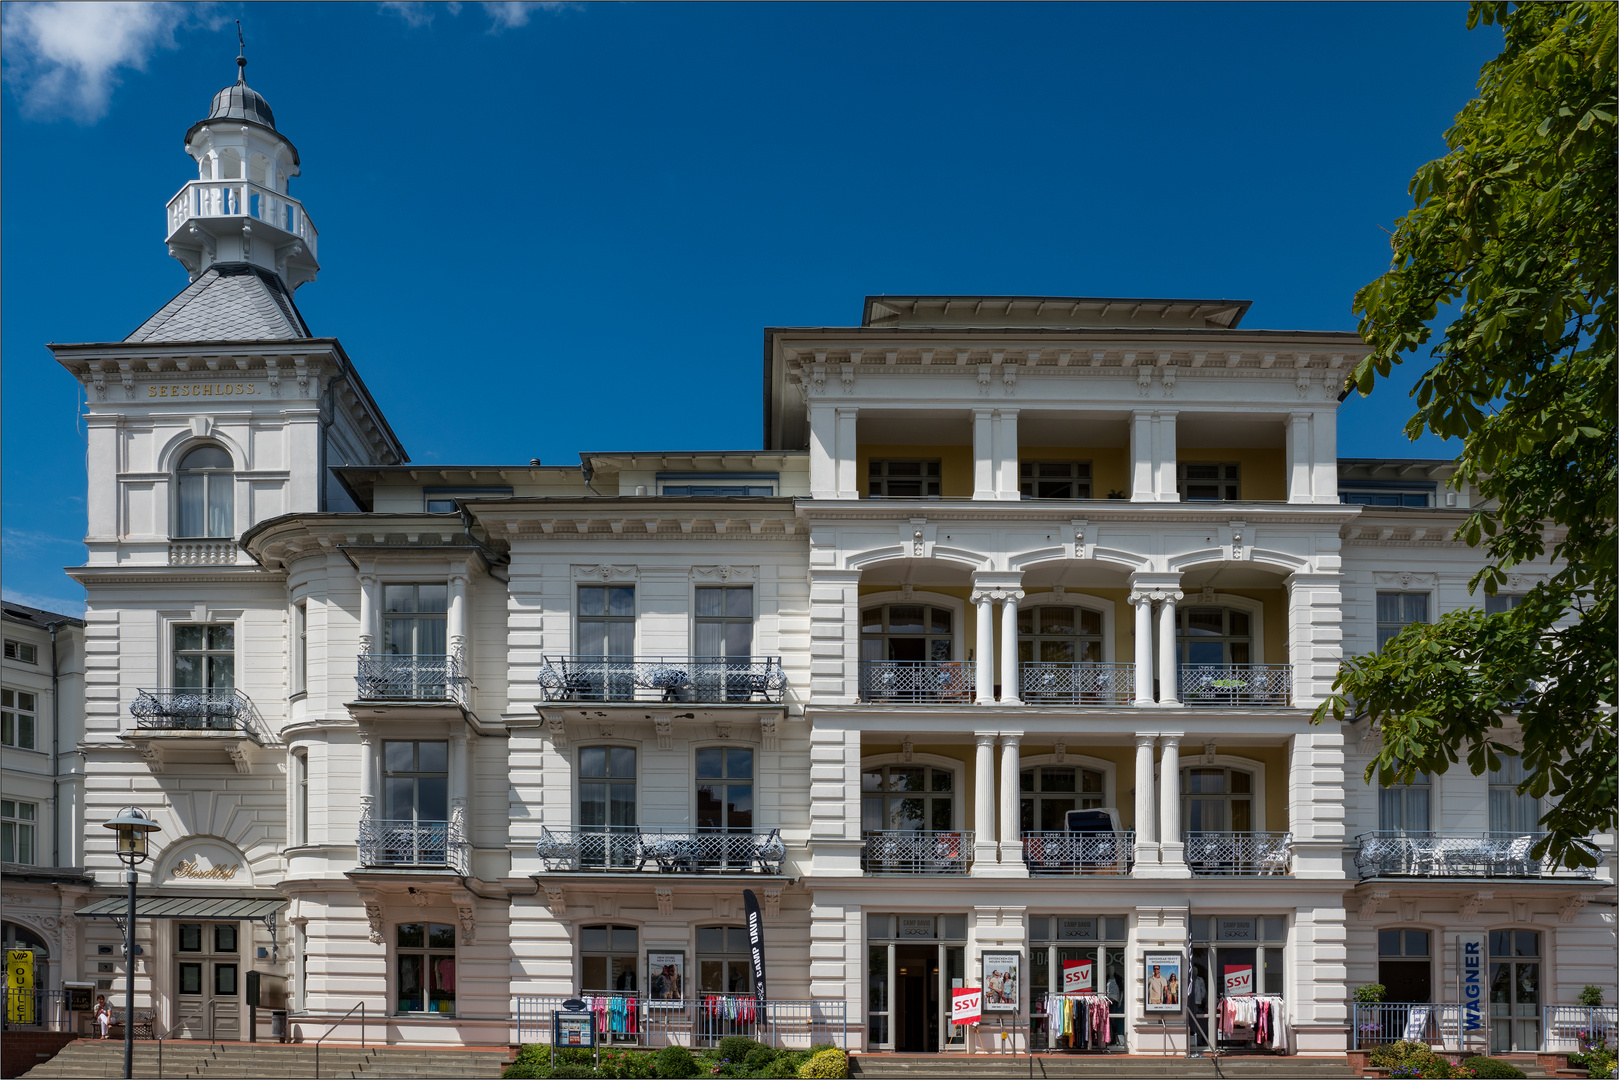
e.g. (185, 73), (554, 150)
(270, 1010), (287, 1040)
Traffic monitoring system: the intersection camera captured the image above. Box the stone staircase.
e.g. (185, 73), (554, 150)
(849, 1052), (1361, 1078)
(18, 1039), (511, 1079)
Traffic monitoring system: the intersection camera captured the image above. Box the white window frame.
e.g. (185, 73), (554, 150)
(1015, 593), (1116, 663)
(1, 687), (39, 751)
(292, 601), (308, 696)
(859, 752), (966, 832)
(1376, 590), (1431, 650)
(857, 591), (967, 663)
(693, 743), (757, 832)
(1, 799), (38, 865)
(3, 640), (38, 664)
(172, 441), (238, 540)
(575, 583), (638, 657)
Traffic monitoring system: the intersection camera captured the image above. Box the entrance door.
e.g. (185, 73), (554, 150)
(1489, 931), (1540, 1053)
(175, 922), (241, 1040)
(893, 945), (939, 1052)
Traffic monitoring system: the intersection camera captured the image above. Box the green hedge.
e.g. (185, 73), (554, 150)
(500, 1044), (832, 1080)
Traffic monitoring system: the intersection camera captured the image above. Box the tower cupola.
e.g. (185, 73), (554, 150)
(165, 44), (319, 289)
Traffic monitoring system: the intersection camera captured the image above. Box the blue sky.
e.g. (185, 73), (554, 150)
(1, 1), (1500, 615)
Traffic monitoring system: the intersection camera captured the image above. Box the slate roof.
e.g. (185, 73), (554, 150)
(126, 263), (312, 343)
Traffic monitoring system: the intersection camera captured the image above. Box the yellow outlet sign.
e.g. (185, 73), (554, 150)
(7, 949), (35, 1024)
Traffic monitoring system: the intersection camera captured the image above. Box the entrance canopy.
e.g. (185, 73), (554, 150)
(75, 895), (286, 958)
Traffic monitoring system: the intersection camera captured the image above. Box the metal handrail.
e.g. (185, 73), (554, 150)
(313, 1000), (366, 1080)
(1352, 830), (1605, 879)
(355, 651), (466, 704)
(155, 1000), (220, 1078)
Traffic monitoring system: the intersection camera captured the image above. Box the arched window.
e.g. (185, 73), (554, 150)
(1176, 607), (1252, 666)
(177, 445), (234, 538)
(1020, 765), (1103, 832)
(860, 604), (952, 663)
(1181, 765), (1254, 833)
(1017, 606), (1103, 664)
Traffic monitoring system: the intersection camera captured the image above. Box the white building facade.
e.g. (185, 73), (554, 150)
(19, 65), (1616, 1056)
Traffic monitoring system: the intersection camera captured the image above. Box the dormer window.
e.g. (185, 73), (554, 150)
(177, 445), (235, 538)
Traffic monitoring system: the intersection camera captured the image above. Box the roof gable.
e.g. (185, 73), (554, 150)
(126, 263), (311, 343)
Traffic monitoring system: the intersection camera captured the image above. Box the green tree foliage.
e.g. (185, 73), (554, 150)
(1315, 1), (1616, 864)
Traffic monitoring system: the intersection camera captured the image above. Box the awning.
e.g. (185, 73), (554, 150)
(75, 896), (286, 921)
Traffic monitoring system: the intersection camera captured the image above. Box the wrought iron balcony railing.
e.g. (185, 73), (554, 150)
(1184, 831), (1293, 876)
(535, 826), (785, 874)
(538, 656), (785, 704)
(1022, 830), (1136, 874)
(861, 830), (974, 874)
(1019, 662), (1135, 706)
(357, 817), (467, 873)
(857, 660), (973, 704)
(131, 688), (262, 738)
(1178, 664), (1292, 707)
(356, 651), (466, 704)
(1353, 831), (1605, 880)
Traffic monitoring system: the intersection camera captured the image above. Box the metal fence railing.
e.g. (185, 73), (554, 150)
(1353, 832), (1606, 880)
(131, 687), (265, 740)
(357, 817), (468, 873)
(538, 656), (785, 704)
(1351, 1003), (1460, 1049)
(1022, 830), (1135, 874)
(515, 995), (847, 1050)
(1543, 1005), (1619, 1052)
(861, 830), (974, 874)
(858, 661), (973, 704)
(1019, 662), (1135, 706)
(1178, 664), (1292, 707)
(356, 652), (466, 704)
(536, 827), (786, 874)
(1184, 831), (1293, 876)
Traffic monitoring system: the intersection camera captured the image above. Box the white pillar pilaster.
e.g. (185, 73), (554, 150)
(972, 408), (995, 500)
(1133, 735), (1159, 869)
(1153, 410), (1179, 502)
(449, 732), (469, 827)
(994, 409), (1020, 500)
(809, 402), (838, 499)
(1129, 591), (1154, 706)
(1311, 407), (1339, 504)
(835, 406), (859, 500)
(358, 574), (378, 654)
(358, 730), (375, 820)
(972, 733), (999, 871)
(1287, 411), (1313, 503)
(447, 572), (468, 656)
(1157, 588), (1183, 707)
(1158, 735), (1187, 875)
(1129, 411), (1156, 502)
(998, 734), (1021, 847)
(999, 590), (1023, 703)
(972, 591), (995, 705)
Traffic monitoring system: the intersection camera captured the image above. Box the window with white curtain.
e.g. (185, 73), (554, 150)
(176, 445), (235, 538)
(1489, 756), (1540, 834)
(1379, 773), (1431, 833)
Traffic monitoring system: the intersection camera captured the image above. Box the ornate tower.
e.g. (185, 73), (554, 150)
(165, 48), (319, 289)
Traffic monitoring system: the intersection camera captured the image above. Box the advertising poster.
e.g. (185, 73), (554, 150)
(981, 952), (1020, 1013)
(1143, 953), (1182, 1013)
(1061, 958), (1094, 993)
(951, 986), (982, 1026)
(553, 1012), (595, 1048)
(648, 952), (685, 1008)
(1223, 963), (1254, 996)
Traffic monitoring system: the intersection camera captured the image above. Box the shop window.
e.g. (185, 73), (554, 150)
(1489, 930), (1540, 1053)
(697, 926), (753, 996)
(1378, 928), (1431, 1003)
(1030, 916), (1127, 1051)
(580, 925), (638, 993)
(1189, 917), (1286, 1052)
(396, 922), (456, 1015)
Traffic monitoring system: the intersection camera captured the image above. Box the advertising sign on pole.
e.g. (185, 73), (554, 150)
(1061, 959), (1093, 993)
(743, 889), (768, 1007)
(6, 950), (34, 1024)
(951, 986), (982, 1026)
(981, 952), (1020, 1013)
(1456, 932), (1488, 1051)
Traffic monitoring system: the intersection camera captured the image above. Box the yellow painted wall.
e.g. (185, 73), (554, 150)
(857, 444), (975, 498)
(1176, 446), (1286, 502)
(1017, 744), (1138, 827)
(1018, 447), (1131, 500)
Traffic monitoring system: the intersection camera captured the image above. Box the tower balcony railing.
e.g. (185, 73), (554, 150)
(1019, 662), (1135, 706)
(857, 660), (973, 704)
(1184, 831), (1293, 876)
(357, 817), (467, 873)
(861, 830), (974, 874)
(1022, 829), (1136, 874)
(166, 179), (319, 259)
(356, 651), (466, 705)
(130, 687), (265, 741)
(538, 656), (785, 704)
(535, 826), (785, 874)
(1352, 831), (1605, 880)
(1177, 664), (1292, 707)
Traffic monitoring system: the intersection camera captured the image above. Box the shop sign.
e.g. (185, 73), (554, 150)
(951, 987), (981, 1026)
(1223, 963), (1254, 996)
(1061, 959), (1093, 993)
(898, 917), (935, 938)
(6, 951), (33, 1024)
(1058, 918), (1095, 940)
(1217, 918), (1256, 941)
(1456, 932), (1487, 1050)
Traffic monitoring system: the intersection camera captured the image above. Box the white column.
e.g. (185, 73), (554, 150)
(994, 409), (1020, 500)
(1134, 735), (1158, 867)
(1129, 411), (1156, 502)
(809, 402), (838, 498)
(449, 733), (468, 827)
(998, 734), (1021, 847)
(1311, 407), (1339, 504)
(999, 590), (1023, 704)
(835, 407), (859, 499)
(1153, 410), (1179, 502)
(973, 733), (998, 870)
(1287, 412), (1313, 503)
(972, 591), (995, 705)
(1129, 591), (1154, 706)
(358, 574), (378, 654)
(972, 408), (995, 500)
(447, 573), (468, 656)
(1158, 735), (1187, 873)
(1157, 589), (1183, 706)
(358, 730), (375, 820)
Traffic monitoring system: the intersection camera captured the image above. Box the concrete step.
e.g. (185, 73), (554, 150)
(20, 1039), (511, 1080)
(850, 1054), (1359, 1079)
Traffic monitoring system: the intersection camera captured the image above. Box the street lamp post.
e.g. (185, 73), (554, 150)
(103, 808), (160, 1080)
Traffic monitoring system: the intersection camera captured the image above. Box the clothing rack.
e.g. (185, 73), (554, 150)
(1217, 993), (1285, 1052)
(1039, 992), (1118, 1052)
(582, 993), (641, 1036)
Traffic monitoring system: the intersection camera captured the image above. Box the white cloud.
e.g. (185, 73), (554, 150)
(1, 527), (84, 554)
(482, 2), (569, 30)
(380, 1), (439, 28)
(1, 1), (193, 122)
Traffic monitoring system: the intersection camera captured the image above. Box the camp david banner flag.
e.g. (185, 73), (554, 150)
(744, 889), (768, 1005)
(1457, 932), (1487, 1049)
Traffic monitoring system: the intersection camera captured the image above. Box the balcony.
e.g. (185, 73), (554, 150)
(1185, 831), (1293, 876)
(1022, 830), (1136, 874)
(131, 688), (261, 737)
(357, 817), (467, 873)
(535, 826), (785, 874)
(857, 661), (973, 704)
(166, 179), (319, 259)
(1019, 662), (1134, 706)
(1178, 664), (1292, 707)
(537, 656), (785, 704)
(1353, 831), (1606, 880)
(356, 652), (466, 705)
(861, 829), (974, 874)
